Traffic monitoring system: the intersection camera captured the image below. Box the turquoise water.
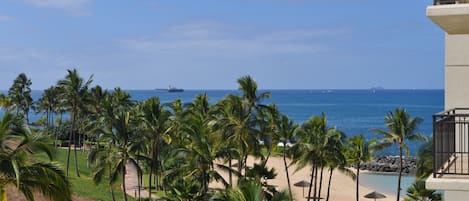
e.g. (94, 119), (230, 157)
(22, 89), (443, 154)
(360, 173), (414, 198)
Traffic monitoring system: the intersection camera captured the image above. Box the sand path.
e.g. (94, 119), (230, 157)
(125, 164), (163, 201)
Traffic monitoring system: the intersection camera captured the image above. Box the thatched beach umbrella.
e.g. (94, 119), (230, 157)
(294, 180), (311, 197)
(364, 191), (386, 201)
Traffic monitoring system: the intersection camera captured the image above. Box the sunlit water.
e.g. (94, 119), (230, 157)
(360, 173), (414, 198)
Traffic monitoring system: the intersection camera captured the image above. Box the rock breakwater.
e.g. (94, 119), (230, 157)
(353, 156), (417, 174)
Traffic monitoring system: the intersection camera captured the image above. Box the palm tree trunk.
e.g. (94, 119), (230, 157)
(66, 110), (75, 176)
(149, 162), (153, 199)
(78, 123), (82, 152)
(122, 163), (128, 201)
(72, 111), (80, 177)
(326, 168), (333, 201)
(149, 145), (155, 198)
(243, 155), (248, 177)
(307, 164), (315, 201)
(137, 164), (141, 200)
(264, 149), (271, 166)
(318, 165), (324, 201)
(313, 161), (319, 201)
(356, 162), (360, 201)
(283, 146), (293, 201)
(110, 186), (116, 201)
(155, 138), (160, 191)
(55, 111), (63, 148)
(228, 157), (233, 187)
(397, 147), (403, 201)
(25, 108), (29, 124)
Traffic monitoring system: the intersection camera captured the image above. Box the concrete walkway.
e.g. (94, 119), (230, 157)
(125, 164), (163, 201)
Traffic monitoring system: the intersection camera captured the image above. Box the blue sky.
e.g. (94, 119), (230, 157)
(0, 0), (444, 90)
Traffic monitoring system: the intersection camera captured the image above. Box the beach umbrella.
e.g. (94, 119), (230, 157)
(364, 191), (386, 201)
(294, 180), (311, 197)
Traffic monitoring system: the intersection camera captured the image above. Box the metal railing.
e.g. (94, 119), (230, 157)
(433, 108), (469, 178)
(434, 0), (469, 5)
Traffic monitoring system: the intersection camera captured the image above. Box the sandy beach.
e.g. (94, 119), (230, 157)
(212, 156), (397, 201)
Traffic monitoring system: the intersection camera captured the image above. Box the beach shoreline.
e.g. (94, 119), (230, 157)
(211, 156), (399, 201)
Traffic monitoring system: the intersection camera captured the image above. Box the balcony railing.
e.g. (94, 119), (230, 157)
(433, 108), (469, 178)
(434, 0), (469, 5)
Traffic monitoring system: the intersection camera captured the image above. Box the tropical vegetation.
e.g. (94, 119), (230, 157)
(0, 69), (438, 201)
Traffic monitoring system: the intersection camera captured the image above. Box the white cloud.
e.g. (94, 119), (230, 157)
(120, 22), (347, 58)
(21, 0), (93, 16)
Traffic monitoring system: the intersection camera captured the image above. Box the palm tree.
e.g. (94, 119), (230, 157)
(0, 94), (13, 112)
(36, 86), (60, 136)
(88, 144), (119, 201)
(277, 114), (298, 201)
(57, 69), (93, 177)
(212, 94), (260, 177)
(345, 134), (373, 201)
(168, 93), (232, 199)
(323, 129), (350, 201)
(291, 114), (334, 201)
(141, 97), (171, 196)
(415, 139), (433, 179)
(0, 112), (72, 201)
(371, 108), (427, 201)
(404, 179), (441, 201)
(258, 104), (281, 166)
(237, 75), (270, 110)
(89, 110), (144, 201)
(8, 73), (33, 123)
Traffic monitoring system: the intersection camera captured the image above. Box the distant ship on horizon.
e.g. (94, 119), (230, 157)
(156, 85), (184, 92)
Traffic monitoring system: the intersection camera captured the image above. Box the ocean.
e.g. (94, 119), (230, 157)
(26, 89), (443, 155)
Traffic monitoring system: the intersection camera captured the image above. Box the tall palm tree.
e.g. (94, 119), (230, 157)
(176, 94), (229, 198)
(8, 73), (33, 123)
(0, 112), (72, 201)
(258, 104), (281, 165)
(291, 114), (334, 201)
(89, 110), (144, 201)
(57, 69), (93, 177)
(237, 75), (270, 110)
(88, 144), (119, 201)
(36, 86), (59, 135)
(323, 129), (351, 201)
(212, 94), (260, 177)
(277, 114), (298, 201)
(141, 97), (171, 196)
(345, 134), (373, 201)
(371, 108), (427, 201)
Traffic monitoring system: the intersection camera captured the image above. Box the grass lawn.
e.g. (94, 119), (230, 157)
(36, 148), (135, 201)
(141, 173), (166, 198)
